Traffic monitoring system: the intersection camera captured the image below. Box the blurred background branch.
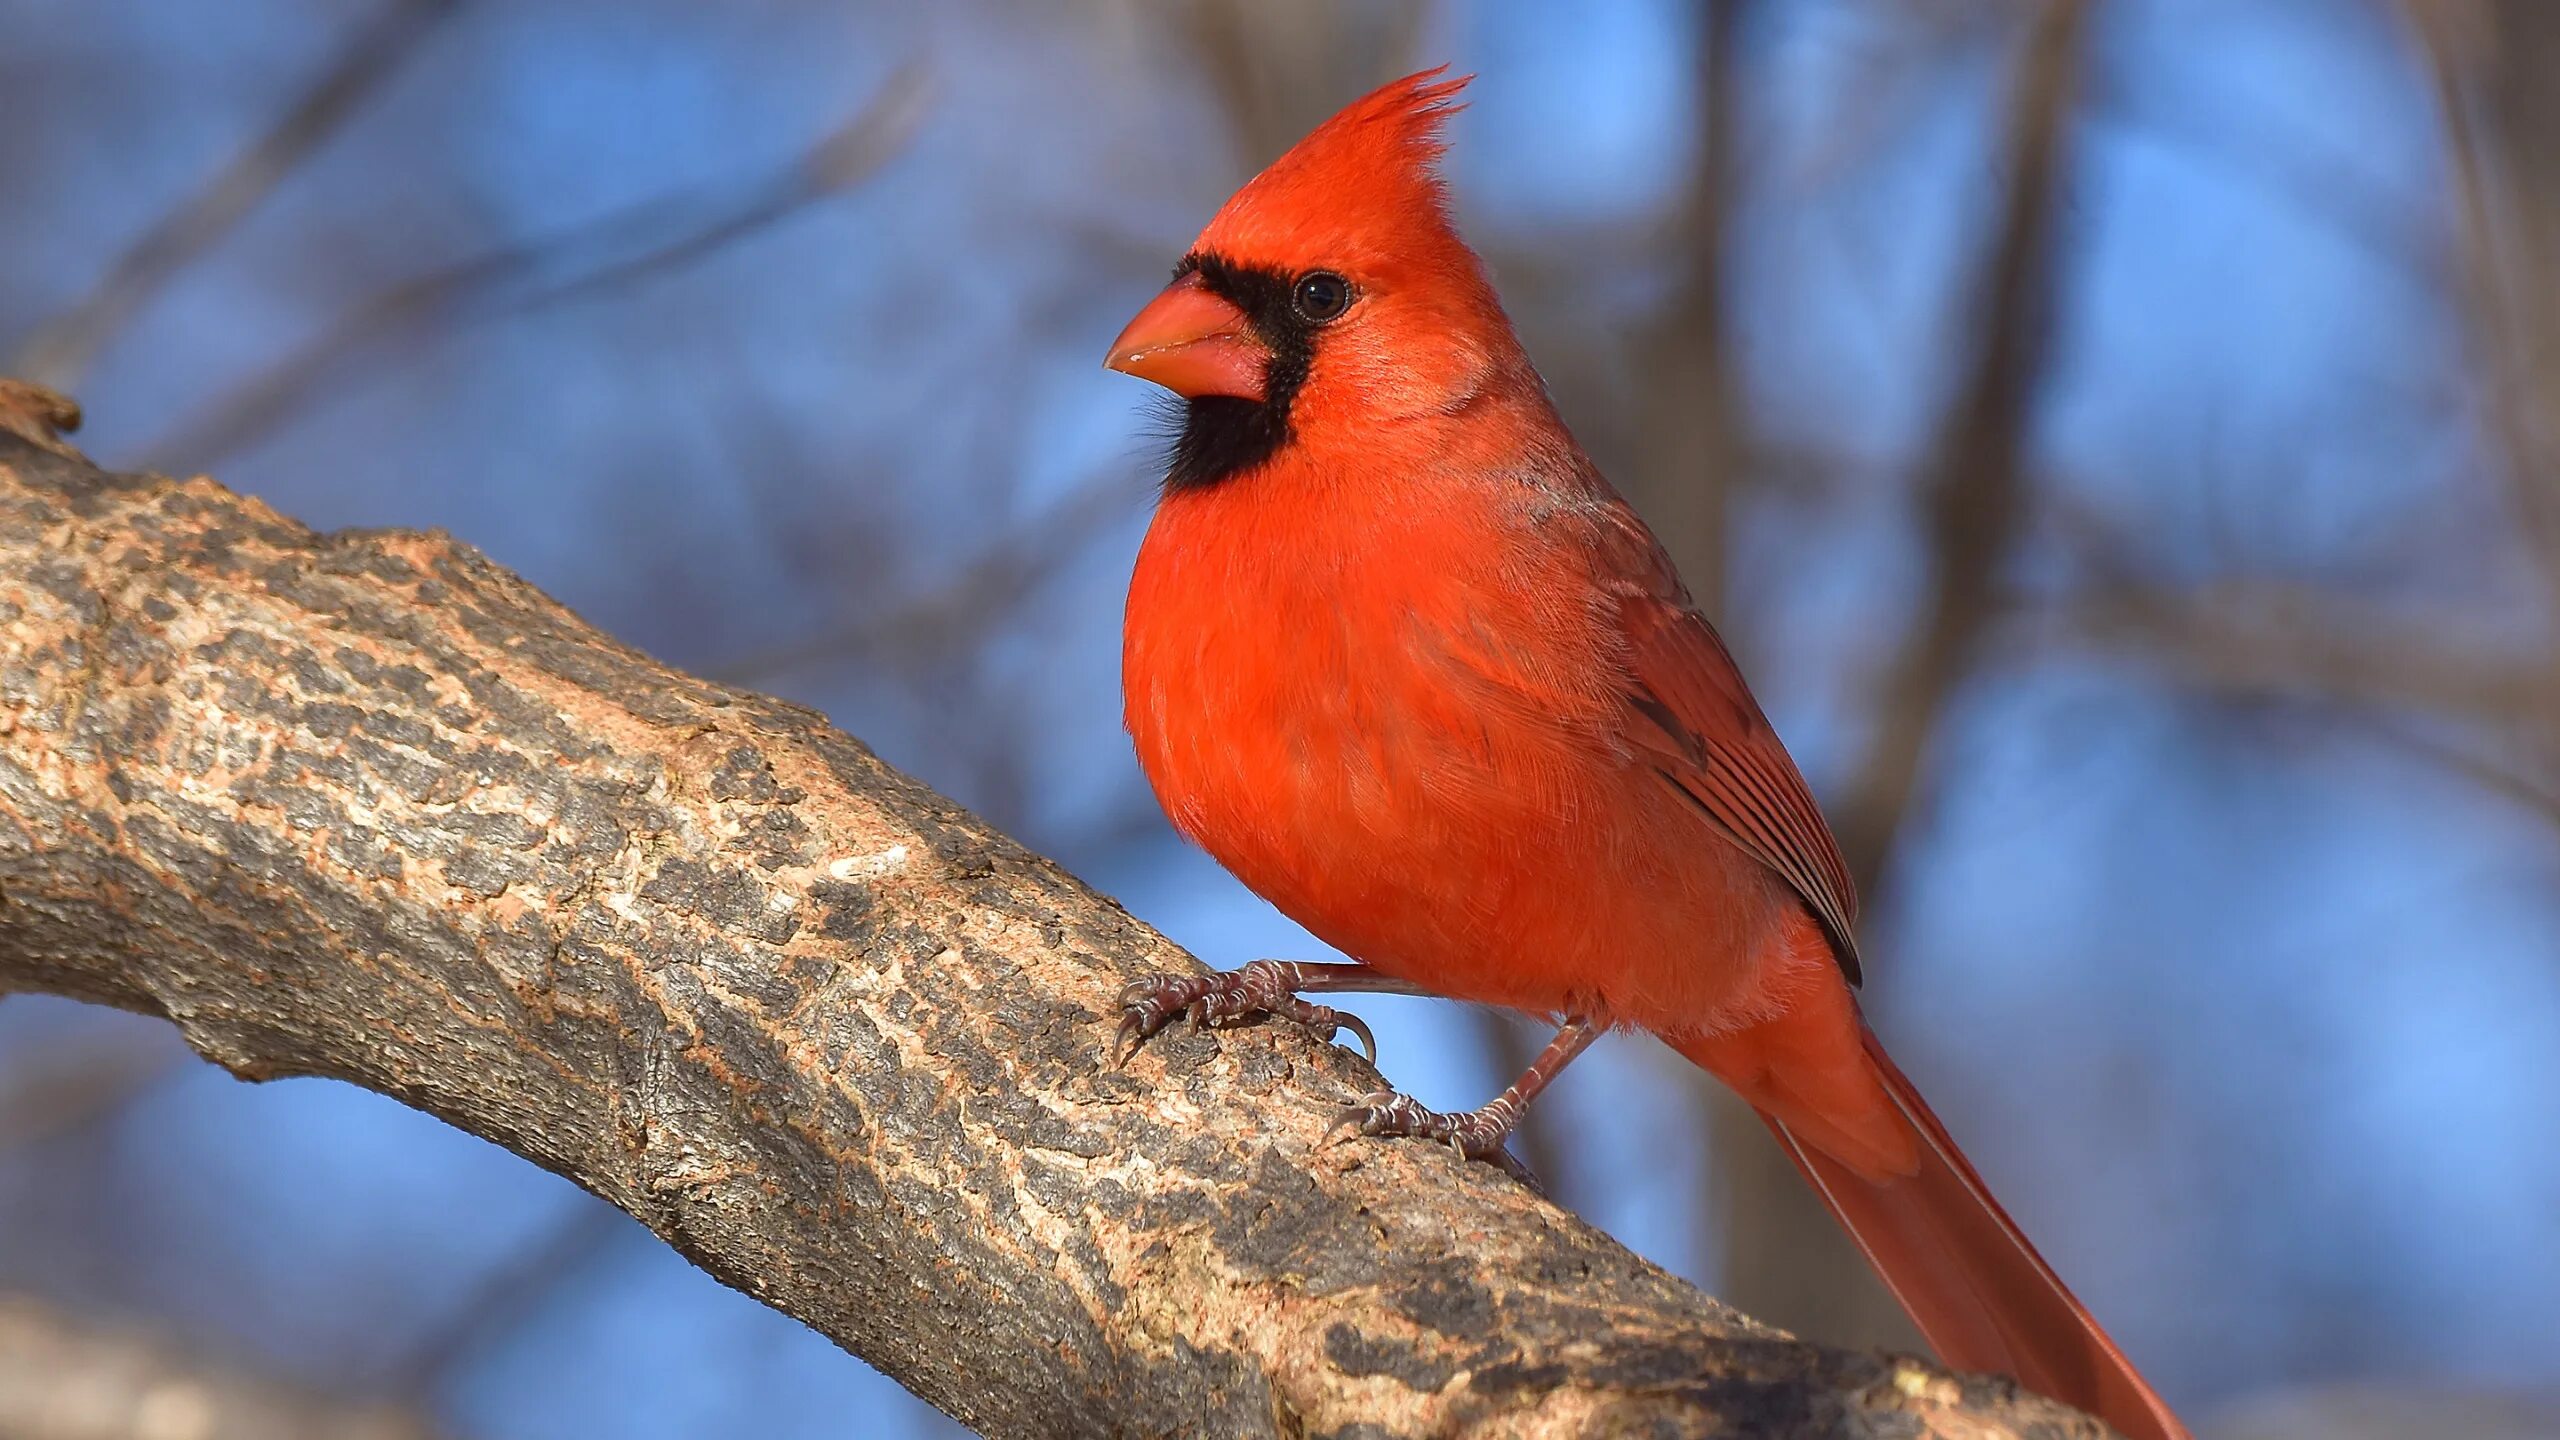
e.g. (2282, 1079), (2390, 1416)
(0, 1035), (185, 1156)
(6, 0), (465, 394)
(137, 60), (930, 473)
(0, 1295), (444, 1440)
(1828, 0), (2082, 898)
(2410, 1), (2560, 602)
(1711, 0), (2086, 1357)
(373, 1209), (629, 1404)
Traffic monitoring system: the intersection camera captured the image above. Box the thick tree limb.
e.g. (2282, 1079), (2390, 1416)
(0, 422), (2106, 1439)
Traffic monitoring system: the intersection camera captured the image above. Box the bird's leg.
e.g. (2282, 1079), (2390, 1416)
(1113, 959), (1432, 1067)
(1334, 1016), (1602, 1178)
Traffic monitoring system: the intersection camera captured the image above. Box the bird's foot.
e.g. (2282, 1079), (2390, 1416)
(1112, 959), (1376, 1067)
(1331, 1090), (1538, 1188)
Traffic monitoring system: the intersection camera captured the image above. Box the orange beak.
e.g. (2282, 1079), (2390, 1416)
(1104, 274), (1267, 400)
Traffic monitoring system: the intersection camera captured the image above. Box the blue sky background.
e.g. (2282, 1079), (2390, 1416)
(3, 1), (2554, 1435)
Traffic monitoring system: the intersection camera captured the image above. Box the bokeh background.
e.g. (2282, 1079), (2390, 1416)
(5, 1), (2557, 1436)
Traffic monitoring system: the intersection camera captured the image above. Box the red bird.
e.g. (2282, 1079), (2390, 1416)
(1106, 70), (2187, 1440)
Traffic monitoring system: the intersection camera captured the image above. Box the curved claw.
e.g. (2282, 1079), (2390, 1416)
(1322, 1090), (1398, 1148)
(1110, 965), (1381, 1070)
(1330, 1009), (1377, 1066)
(1112, 971), (1211, 1066)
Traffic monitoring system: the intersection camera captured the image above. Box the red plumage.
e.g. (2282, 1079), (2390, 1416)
(1109, 69), (2186, 1440)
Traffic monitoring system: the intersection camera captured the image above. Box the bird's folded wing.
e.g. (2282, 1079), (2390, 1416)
(1595, 509), (1864, 983)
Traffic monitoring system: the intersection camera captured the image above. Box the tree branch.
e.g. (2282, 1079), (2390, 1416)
(0, 425), (2108, 1438)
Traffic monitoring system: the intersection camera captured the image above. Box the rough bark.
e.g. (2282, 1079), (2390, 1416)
(0, 406), (2110, 1439)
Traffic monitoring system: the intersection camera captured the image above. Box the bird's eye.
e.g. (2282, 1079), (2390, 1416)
(1291, 271), (1353, 323)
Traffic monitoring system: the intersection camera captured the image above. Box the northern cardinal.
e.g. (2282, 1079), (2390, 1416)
(1105, 69), (2187, 1440)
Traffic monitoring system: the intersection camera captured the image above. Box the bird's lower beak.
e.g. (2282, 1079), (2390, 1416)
(1104, 275), (1266, 401)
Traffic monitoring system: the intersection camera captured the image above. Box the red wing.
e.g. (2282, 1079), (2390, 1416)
(1596, 511), (1863, 983)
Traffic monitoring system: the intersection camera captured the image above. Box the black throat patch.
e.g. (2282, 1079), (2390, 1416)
(1161, 251), (1320, 492)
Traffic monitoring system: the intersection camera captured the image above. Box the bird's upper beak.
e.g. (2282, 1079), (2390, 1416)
(1104, 274), (1266, 401)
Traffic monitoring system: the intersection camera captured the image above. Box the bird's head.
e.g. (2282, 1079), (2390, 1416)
(1105, 68), (1525, 490)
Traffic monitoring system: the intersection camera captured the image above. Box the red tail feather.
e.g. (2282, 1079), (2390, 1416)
(1682, 1026), (2189, 1440)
